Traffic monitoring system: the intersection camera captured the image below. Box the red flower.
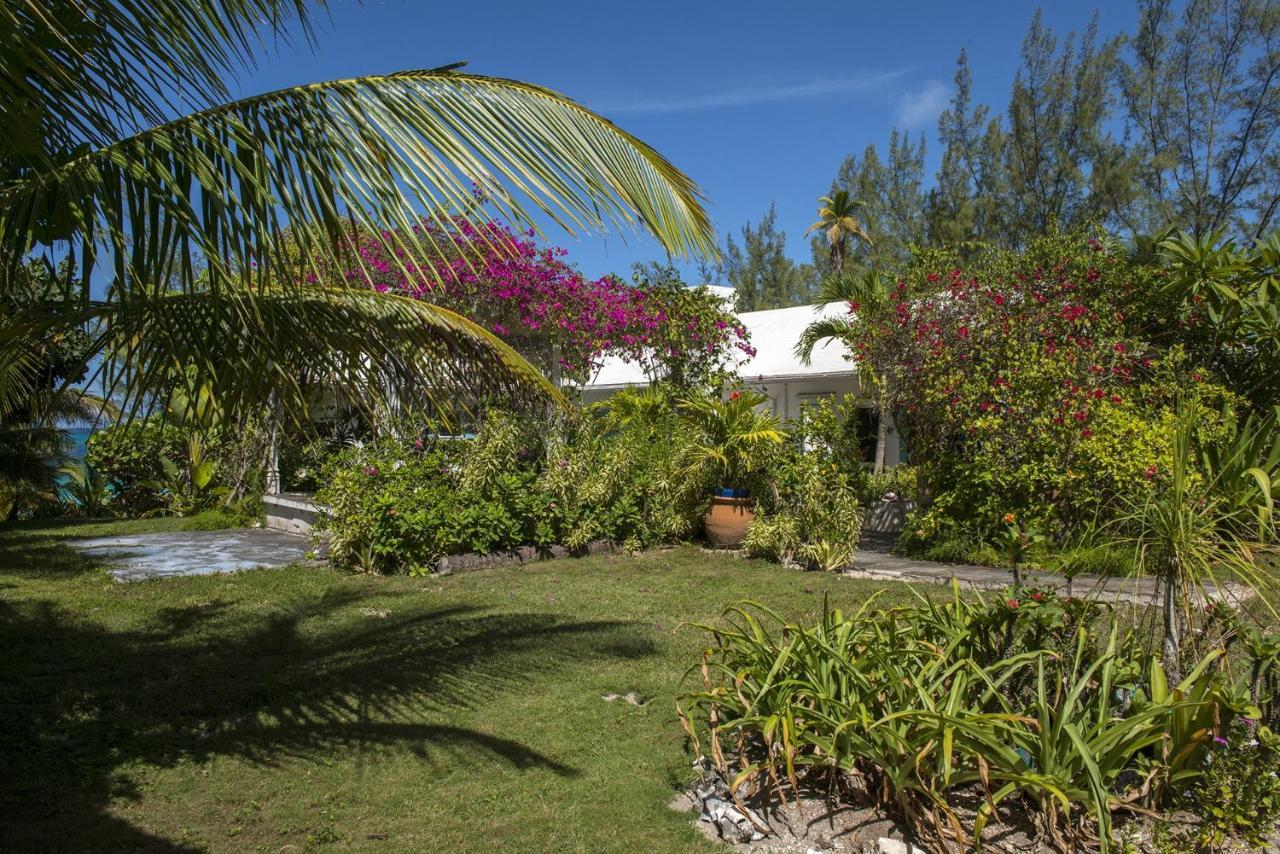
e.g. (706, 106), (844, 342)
(1007, 599), (1020, 610)
(1144, 465), (1159, 479)
(729, 391), (741, 401)
(1081, 428), (1094, 438)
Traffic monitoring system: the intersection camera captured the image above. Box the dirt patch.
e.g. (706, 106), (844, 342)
(670, 787), (904, 853)
(671, 768), (1278, 853)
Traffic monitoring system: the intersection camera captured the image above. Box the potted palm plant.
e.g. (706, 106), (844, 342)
(678, 390), (785, 547)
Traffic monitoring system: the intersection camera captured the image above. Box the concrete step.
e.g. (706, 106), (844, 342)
(263, 492), (325, 536)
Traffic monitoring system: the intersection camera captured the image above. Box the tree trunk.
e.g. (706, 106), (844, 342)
(1162, 562), (1182, 683)
(873, 389), (890, 475)
(264, 426), (281, 496)
(263, 395), (281, 496)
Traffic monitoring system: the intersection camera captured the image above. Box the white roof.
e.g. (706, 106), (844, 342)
(587, 301), (854, 390)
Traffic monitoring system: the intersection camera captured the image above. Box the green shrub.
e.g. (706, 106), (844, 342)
(744, 451), (861, 570)
(859, 464), (918, 504)
(85, 418), (186, 514)
(314, 401), (707, 573)
(85, 416), (266, 517)
(1191, 724), (1280, 848)
(315, 440), (464, 573)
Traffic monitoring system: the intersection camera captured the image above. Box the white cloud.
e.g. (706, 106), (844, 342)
(599, 70), (908, 115)
(894, 80), (949, 127)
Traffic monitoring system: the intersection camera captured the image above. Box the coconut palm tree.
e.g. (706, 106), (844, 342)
(804, 189), (871, 276)
(0, 0), (716, 428)
(795, 271), (894, 474)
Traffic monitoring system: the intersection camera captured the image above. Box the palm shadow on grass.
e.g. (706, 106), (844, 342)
(0, 520), (143, 580)
(0, 556), (656, 851)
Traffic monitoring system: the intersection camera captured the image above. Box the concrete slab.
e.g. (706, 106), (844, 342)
(70, 528), (314, 582)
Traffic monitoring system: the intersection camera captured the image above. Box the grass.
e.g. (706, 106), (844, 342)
(0, 517), (932, 853)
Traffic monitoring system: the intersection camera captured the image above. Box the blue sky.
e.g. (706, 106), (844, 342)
(238, 0), (1137, 281)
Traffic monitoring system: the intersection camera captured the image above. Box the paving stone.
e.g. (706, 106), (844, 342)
(69, 529), (314, 581)
(846, 547), (1246, 605)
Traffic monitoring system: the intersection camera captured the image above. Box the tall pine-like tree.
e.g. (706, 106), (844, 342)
(719, 205), (819, 311)
(1117, 0), (1280, 238)
(815, 1), (1278, 255)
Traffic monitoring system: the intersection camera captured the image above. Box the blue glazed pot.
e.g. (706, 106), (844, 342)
(713, 487), (749, 499)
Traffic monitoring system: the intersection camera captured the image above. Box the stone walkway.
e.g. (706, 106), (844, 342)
(71, 528), (314, 582)
(846, 544), (1247, 606)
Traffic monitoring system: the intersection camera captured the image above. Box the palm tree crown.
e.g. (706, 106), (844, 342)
(804, 189), (872, 276)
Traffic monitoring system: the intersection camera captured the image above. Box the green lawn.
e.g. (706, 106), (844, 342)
(0, 518), (930, 853)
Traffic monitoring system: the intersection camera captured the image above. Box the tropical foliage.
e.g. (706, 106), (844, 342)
(679, 588), (1274, 852)
(804, 189), (871, 276)
(1, 0), (716, 430)
(315, 388), (859, 574)
(675, 390), (785, 492)
(315, 397), (698, 572)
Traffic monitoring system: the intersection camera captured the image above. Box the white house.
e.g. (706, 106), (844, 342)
(583, 294), (903, 467)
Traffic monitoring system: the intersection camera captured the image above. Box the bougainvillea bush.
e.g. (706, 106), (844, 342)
(318, 217), (752, 388)
(849, 231), (1233, 547)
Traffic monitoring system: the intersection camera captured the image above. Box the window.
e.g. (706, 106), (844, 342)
(796, 393), (878, 464)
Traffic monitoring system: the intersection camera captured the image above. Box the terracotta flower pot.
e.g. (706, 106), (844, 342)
(704, 495), (754, 548)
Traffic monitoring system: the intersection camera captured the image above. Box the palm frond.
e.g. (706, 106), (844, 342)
(0, 315), (43, 418)
(815, 270), (887, 305)
(1, 0), (317, 166)
(93, 287), (565, 428)
(2, 69), (715, 298)
(795, 316), (855, 365)
(42, 389), (118, 426)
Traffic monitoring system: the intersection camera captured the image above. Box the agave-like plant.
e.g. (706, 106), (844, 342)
(0, 1), (717, 428)
(679, 589), (1234, 853)
(1157, 230), (1280, 411)
(1199, 403), (1280, 542)
(1116, 403), (1273, 682)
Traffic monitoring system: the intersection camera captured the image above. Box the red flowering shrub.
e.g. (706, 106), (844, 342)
(851, 231), (1228, 541)
(318, 217), (751, 386)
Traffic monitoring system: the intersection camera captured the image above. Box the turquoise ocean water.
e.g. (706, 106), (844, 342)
(65, 426), (93, 461)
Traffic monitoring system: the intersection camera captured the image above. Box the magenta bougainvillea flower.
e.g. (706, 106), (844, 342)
(322, 216), (751, 385)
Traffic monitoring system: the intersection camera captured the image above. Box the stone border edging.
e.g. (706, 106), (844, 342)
(435, 540), (618, 575)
